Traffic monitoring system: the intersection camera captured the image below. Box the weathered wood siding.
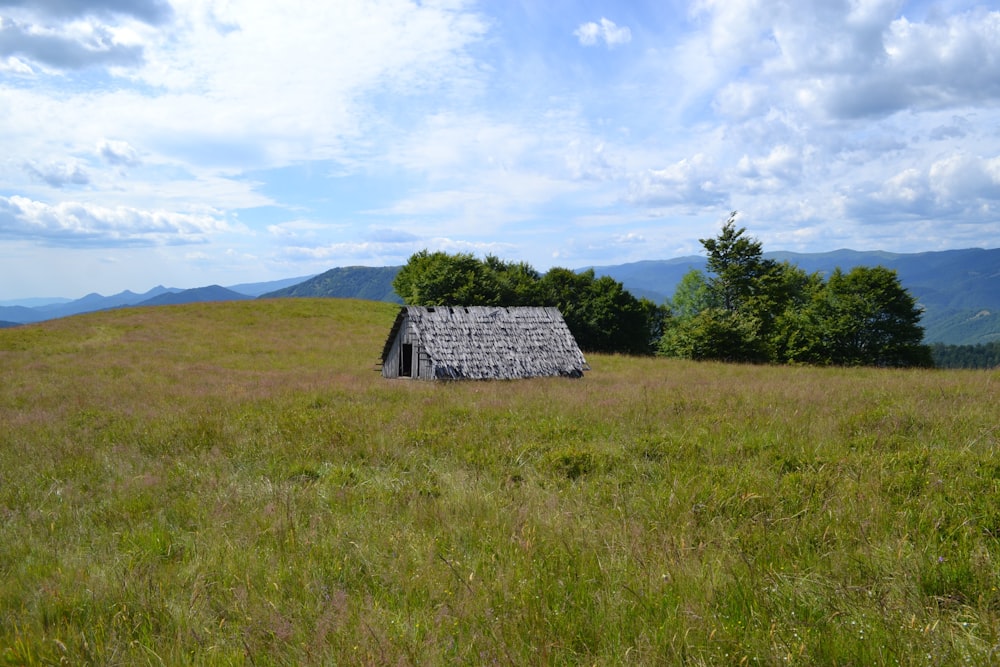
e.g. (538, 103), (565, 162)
(381, 318), (406, 378)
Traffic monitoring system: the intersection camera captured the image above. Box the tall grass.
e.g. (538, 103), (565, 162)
(1, 298), (998, 665)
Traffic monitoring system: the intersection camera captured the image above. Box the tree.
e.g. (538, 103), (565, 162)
(658, 307), (765, 362)
(815, 266), (932, 367)
(538, 269), (657, 354)
(659, 216), (931, 368)
(700, 212), (770, 314)
(484, 255), (542, 305)
(661, 214), (777, 363)
(392, 250), (499, 306)
(393, 251), (665, 355)
(667, 269), (715, 319)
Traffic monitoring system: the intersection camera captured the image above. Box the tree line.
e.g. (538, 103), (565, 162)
(393, 250), (663, 355)
(393, 214), (935, 367)
(659, 214), (932, 367)
(930, 341), (1000, 369)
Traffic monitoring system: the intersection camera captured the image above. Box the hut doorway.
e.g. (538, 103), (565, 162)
(400, 343), (413, 377)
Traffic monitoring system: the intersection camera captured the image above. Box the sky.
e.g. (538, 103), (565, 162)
(2, 0), (1000, 300)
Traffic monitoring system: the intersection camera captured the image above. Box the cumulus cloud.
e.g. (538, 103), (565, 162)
(565, 139), (615, 181)
(929, 154), (1000, 202)
(0, 16), (144, 69)
(0, 53), (32, 73)
(848, 153), (1000, 223)
(0, 0), (173, 25)
(627, 155), (727, 207)
(0, 195), (228, 246)
(22, 160), (89, 188)
(698, 2), (1000, 121)
(98, 139), (141, 166)
(876, 168), (927, 207)
(575, 18), (631, 48)
(736, 145), (803, 190)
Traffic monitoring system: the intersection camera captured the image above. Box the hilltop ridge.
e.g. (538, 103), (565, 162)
(2, 248), (997, 344)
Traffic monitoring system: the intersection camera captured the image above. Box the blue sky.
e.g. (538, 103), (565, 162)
(2, 0), (1000, 299)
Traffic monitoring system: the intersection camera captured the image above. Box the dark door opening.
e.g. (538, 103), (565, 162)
(401, 343), (413, 377)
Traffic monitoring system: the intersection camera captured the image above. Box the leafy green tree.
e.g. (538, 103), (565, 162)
(660, 216), (931, 368)
(816, 266), (932, 367)
(667, 269), (715, 318)
(392, 250), (499, 306)
(754, 261), (822, 359)
(658, 308), (765, 362)
(484, 255), (542, 305)
(700, 212), (771, 314)
(769, 266), (931, 367)
(661, 214), (777, 363)
(538, 269), (655, 354)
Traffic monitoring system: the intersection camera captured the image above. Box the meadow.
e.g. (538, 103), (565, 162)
(1, 298), (998, 665)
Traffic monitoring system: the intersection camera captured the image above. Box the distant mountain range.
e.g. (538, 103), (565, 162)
(3, 249), (998, 345)
(0, 275), (313, 325)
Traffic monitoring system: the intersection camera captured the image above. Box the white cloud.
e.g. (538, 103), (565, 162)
(627, 155), (727, 207)
(875, 168), (926, 207)
(22, 160), (90, 188)
(266, 220), (333, 240)
(0, 54), (33, 73)
(0, 14), (148, 71)
(2, 1), (491, 177)
(736, 144), (803, 190)
(12, 0), (174, 25)
(98, 139), (141, 166)
(685, 1), (1000, 125)
(612, 232), (646, 245)
(0, 194), (230, 246)
(929, 154), (1000, 202)
(281, 236), (509, 264)
(575, 18), (631, 48)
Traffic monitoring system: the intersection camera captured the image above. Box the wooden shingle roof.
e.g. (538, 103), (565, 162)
(381, 306), (588, 380)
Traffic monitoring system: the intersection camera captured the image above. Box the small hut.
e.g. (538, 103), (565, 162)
(380, 306), (589, 380)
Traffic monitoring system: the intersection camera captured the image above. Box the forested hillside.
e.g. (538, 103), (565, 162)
(262, 266), (403, 302)
(931, 341), (1000, 369)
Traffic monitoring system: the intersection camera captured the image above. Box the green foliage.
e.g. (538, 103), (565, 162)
(931, 340), (1000, 369)
(699, 212), (770, 314)
(484, 255), (542, 305)
(666, 269), (714, 318)
(392, 250), (501, 306)
(661, 215), (932, 367)
(394, 251), (662, 354)
(658, 307), (766, 362)
(540, 269), (661, 354)
(813, 266), (932, 367)
(264, 266), (402, 302)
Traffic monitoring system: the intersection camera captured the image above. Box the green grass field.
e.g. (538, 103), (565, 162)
(2, 298), (999, 665)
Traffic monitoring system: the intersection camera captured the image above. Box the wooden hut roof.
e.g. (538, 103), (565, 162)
(380, 306), (589, 380)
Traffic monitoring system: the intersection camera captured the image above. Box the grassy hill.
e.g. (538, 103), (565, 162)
(2, 300), (999, 664)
